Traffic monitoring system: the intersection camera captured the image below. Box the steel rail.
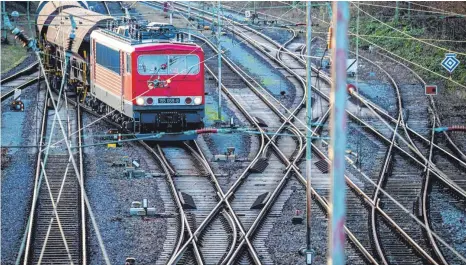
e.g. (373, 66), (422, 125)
(77, 104), (87, 265)
(1, 62), (38, 85)
(294, 38), (466, 198)
(84, 110), (187, 265)
(422, 115), (449, 265)
(358, 50), (448, 265)
(141, 142), (188, 265)
(379, 49), (461, 265)
(365, 43), (457, 265)
(214, 24), (379, 264)
(128, 3), (456, 262)
(153, 144), (204, 265)
(370, 116), (402, 265)
(23, 55), (79, 265)
(356, 49), (429, 265)
(167, 65), (268, 265)
(36, 96), (85, 265)
(171, 5), (386, 262)
(375, 50), (466, 164)
(215, 12), (451, 264)
(197, 17), (442, 263)
(219, 210), (237, 265)
(240, 28), (466, 197)
(348, 51), (466, 168)
(1, 75), (42, 102)
(185, 141), (242, 264)
(19, 80), (49, 265)
(190, 30), (378, 264)
(305, 36), (466, 169)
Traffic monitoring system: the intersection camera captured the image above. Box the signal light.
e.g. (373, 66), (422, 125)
(185, 97), (192, 104)
(146, 97), (154, 105)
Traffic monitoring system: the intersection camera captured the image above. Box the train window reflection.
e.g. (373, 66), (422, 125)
(137, 55), (200, 75)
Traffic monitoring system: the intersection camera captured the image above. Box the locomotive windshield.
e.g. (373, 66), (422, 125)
(137, 55), (200, 75)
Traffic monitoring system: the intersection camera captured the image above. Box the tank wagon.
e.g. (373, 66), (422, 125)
(36, 1), (205, 140)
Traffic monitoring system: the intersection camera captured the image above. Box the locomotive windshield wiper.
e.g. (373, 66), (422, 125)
(182, 65), (196, 78)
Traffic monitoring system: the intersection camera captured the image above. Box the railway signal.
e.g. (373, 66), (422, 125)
(425, 85), (437, 95)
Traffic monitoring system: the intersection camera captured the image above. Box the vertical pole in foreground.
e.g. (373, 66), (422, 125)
(328, 2), (349, 265)
(217, 0), (222, 121)
(395, 1), (399, 22)
(305, 1), (313, 264)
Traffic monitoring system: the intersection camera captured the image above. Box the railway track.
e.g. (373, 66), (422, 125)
(1, 62), (40, 102)
(158, 142), (231, 264)
(159, 3), (466, 262)
(308, 35), (466, 265)
(22, 76), (85, 264)
(373, 50), (466, 265)
(142, 2), (434, 262)
(11, 2), (460, 264)
(185, 29), (374, 262)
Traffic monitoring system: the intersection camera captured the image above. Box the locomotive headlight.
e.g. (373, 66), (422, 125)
(136, 97), (145, 106)
(194, 97), (202, 105)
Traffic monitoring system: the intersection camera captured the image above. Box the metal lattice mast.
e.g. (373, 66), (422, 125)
(328, 2), (349, 265)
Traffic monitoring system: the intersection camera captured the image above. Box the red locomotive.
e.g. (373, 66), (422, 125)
(36, 1), (205, 141)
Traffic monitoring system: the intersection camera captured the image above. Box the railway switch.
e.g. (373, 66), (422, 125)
(250, 192), (270, 209)
(124, 157), (145, 178)
(125, 257), (136, 265)
(213, 147), (236, 162)
(130, 199), (156, 216)
(179, 192), (196, 209)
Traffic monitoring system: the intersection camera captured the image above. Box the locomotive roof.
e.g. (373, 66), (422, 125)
(91, 29), (203, 54)
(46, 7), (112, 54)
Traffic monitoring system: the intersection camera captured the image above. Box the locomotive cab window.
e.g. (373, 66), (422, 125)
(137, 55), (200, 75)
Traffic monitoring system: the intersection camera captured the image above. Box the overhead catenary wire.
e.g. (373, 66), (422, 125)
(407, 1), (466, 17)
(189, 3), (466, 260)
(12, 2), (466, 262)
(355, 2), (464, 17)
(69, 2), (466, 260)
(272, 1), (465, 88)
(353, 3), (466, 56)
(136, 2), (466, 262)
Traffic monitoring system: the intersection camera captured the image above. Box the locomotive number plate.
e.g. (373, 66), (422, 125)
(158, 98), (180, 104)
